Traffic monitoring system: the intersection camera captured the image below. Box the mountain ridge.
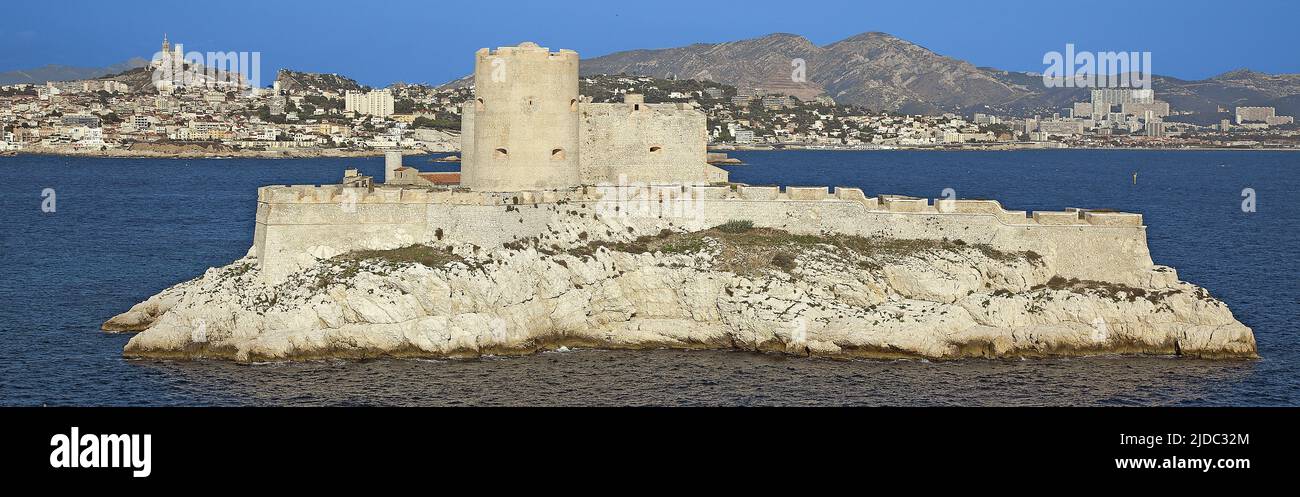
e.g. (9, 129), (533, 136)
(577, 31), (1300, 119)
(9, 32), (1296, 121)
(0, 58), (149, 85)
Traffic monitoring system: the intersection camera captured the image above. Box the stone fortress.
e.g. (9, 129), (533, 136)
(253, 42), (1153, 285)
(389, 41), (727, 190)
(109, 41), (1255, 362)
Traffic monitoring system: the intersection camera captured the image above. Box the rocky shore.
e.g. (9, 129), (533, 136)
(105, 225), (1256, 362)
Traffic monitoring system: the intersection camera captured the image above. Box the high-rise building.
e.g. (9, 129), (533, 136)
(1091, 88), (1154, 105)
(1038, 119), (1086, 136)
(1089, 88), (1157, 119)
(345, 89), (395, 117)
(1235, 106), (1294, 126)
(1144, 121), (1166, 137)
(1122, 101), (1170, 119)
(1235, 106), (1274, 124)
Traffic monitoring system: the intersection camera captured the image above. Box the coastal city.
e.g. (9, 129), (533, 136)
(1, 35), (1297, 157)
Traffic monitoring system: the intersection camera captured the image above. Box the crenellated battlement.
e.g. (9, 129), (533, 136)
(252, 182), (1154, 284)
(476, 42), (579, 60)
(256, 184), (1143, 228)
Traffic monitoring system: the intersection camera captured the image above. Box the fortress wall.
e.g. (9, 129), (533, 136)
(578, 102), (718, 184)
(786, 186), (830, 200)
(254, 186), (433, 281)
(458, 103), (476, 186)
(998, 209), (1031, 224)
(834, 187), (867, 202)
(884, 197), (931, 213)
(1085, 211), (1143, 226)
(1033, 211), (1089, 225)
(692, 200), (1151, 284)
(253, 185), (1154, 285)
(740, 186), (780, 200)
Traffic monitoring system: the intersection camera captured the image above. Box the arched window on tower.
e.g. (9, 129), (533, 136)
(494, 148), (508, 159)
(551, 148), (566, 161)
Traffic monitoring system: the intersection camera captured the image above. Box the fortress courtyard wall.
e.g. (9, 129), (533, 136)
(252, 184), (1153, 285)
(578, 101), (717, 184)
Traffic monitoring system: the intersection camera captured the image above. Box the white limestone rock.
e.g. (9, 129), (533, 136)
(106, 233), (1257, 363)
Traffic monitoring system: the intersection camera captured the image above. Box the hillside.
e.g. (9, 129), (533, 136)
(582, 32), (1029, 114)
(274, 69), (365, 94)
(16, 33), (1295, 121)
(0, 58), (148, 85)
(579, 32), (1300, 118)
(93, 66), (162, 93)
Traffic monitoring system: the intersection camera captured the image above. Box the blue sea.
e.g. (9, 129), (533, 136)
(0, 150), (1296, 406)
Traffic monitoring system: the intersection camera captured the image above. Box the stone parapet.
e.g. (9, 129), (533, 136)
(256, 184), (1146, 228)
(251, 183), (1152, 284)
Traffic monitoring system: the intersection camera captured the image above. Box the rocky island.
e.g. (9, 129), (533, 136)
(106, 223), (1254, 362)
(104, 42), (1256, 362)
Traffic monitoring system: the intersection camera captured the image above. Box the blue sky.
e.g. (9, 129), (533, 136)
(1, 0), (1296, 86)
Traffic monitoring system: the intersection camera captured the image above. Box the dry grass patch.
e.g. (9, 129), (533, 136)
(334, 244), (463, 268)
(570, 222), (1041, 276)
(1032, 276), (1178, 303)
(312, 245), (464, 290)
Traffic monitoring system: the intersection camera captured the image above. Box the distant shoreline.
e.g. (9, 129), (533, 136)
(4, 147), (445, 159)
(710, 146), (1300, 153)
(4, 146), (1295, 160)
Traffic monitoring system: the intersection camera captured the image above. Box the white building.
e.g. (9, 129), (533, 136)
(1235, 106), (1295, 126)
(131, 115), (157, 132)
(0, 131), (19, 151)
(345, 89), (395, 117)
(1038, 119), (1086, 136)
(71, 127), (103, 145)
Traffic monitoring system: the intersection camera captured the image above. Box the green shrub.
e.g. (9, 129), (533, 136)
(771, 251), (796, 271)
(714, 219), (754, 233)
